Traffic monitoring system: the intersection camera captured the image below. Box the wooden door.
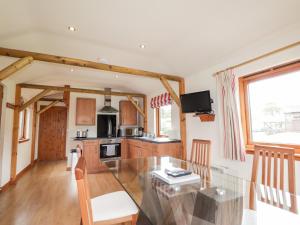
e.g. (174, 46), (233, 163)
(38, 106), (67, 161)
(76, 98), (96, 125)
(119, 100), (137, 125)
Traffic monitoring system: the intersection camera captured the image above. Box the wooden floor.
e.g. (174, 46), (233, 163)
(0, 161), (130, 225)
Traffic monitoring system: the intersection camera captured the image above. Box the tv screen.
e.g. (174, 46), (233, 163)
(180, 90), (212, 113)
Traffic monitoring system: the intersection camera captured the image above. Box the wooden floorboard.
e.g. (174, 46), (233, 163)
(0, 161), (130, 225)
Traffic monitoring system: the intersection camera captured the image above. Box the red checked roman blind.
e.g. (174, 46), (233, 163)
(150, 92), (172, 109)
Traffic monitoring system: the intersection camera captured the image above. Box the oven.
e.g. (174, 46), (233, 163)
(100, 142), (121, 160)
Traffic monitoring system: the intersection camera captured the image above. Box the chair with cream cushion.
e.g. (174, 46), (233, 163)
(75, 157), (138, 225)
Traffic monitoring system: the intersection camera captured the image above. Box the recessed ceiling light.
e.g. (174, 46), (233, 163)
(139, 44), (145, 49)
(70, 68), (74, 72)
(68, 26), (77, 32)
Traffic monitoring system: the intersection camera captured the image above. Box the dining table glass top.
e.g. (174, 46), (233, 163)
(103, 156), (300, 225)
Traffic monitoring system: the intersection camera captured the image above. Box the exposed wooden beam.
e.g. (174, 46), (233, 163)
(37, 100), (60, 114)
(0, 57), (33, 81)
(19, 83), (145, 98)
(143, 95), (148, 132)
(6, 102), (17, 110)
(19, 89), (51, 111)
(30, 102), (37, 165)
(179, 79), (187, 160)
(10, 84), (21, 183)
(159, 76), (181, 106)
(0, 47), (182, 81)
(39, 98), (64, 102)
(127, 95), (146, 118)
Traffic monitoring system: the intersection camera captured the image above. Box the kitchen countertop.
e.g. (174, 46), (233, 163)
(73, 137), (181, 144)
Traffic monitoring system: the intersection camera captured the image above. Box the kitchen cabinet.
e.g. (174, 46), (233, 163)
(126, 139), (181, 159)
(119, 100), (137, 125)
(82, 140), (101, 172)
(76, 98), (96, 125)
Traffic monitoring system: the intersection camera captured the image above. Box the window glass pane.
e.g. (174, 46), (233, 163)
(248, 70), (300, 145)
(160, 105), (172, 135)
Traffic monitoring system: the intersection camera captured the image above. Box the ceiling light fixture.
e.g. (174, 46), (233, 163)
(139, 44), (145, 49)
(68, 26), (77, 32)
(70, 68), (74, 72)
(115, 74), (119, 78)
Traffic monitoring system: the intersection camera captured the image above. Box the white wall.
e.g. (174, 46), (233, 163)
(185, 24), (300, 193)
(0, 81), (35, 186)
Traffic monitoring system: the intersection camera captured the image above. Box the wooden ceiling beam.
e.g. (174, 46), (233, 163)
(19, 89), (51, 111)
(0, 47), (182, 82)
(159, 76), (181, 107)
(39, 98), (64, 102)
(37, 100), (61, 114)
(127, 95), (146, 118)
(0, 56), (33, 81)
(19, 83), (145, 97)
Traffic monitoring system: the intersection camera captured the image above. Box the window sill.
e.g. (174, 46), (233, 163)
(18, 138), (30, 144)
(246, 149), (300, 161)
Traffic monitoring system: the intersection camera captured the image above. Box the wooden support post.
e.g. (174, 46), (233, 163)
(63, 85), (70, 108)
(10, 84), (21, 183)
(143, 95), (148, 132)
(0, 57), (33, 80)
(127, 95), (146, 117)
(37, 100), (60, 114)
(30, 102), (37, 165)
(160, 76), (181, 107)
(19, 89), (51, 111)
(179, 79), (187, 160)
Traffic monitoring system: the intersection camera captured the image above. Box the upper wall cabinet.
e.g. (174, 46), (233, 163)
(119, 100), (137, 126)
(76, 98), (96, 125)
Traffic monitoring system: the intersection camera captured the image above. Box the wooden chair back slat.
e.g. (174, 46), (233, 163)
(75, 157), (93, 225)
(250, 145), (297, 213)
(190, 139), (211, 167)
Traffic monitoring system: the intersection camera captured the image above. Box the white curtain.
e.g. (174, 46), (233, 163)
(216, 70), (245, 161)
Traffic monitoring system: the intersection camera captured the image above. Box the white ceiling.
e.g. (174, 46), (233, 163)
(1, 0), (300, 94)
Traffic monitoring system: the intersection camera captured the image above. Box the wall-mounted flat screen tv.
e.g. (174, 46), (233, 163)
(180, 90), (212, 113)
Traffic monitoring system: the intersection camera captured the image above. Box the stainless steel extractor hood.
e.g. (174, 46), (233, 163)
(99, 88), (118, 113)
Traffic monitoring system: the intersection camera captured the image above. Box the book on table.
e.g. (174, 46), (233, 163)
(152, 167), (200, 185)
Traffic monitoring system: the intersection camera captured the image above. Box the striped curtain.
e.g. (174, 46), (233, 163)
(150, 92), (172, 109)
(216, 70), (245, 161)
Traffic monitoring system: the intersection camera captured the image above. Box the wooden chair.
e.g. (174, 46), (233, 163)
(190, 139), (211, 167)
(250, 145), (297, 213)
(75, 157), (138, 225)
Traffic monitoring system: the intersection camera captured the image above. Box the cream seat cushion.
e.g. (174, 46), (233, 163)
(91, 191), (139, 222)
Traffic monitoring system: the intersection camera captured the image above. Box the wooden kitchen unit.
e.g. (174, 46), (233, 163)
(122, 138), (182, 160)
(76, 97), (96, 125)
(119, 100), (138, 125)
(77, 138), (181, 173)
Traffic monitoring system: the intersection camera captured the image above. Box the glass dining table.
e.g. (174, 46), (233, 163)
(103, 156), (300, 225)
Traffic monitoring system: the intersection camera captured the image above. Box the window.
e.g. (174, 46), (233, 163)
(239, 61), (300, 153)
(156, 105), (172, 137)
(19, 108), (30, 143)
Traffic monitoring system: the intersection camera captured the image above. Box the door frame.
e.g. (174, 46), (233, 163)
(37, 105), (68, 161)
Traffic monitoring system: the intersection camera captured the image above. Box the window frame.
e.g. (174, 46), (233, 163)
(155, 105), (172, 137)
(239, 60), (300, 155)
(18, 108), (30, 143)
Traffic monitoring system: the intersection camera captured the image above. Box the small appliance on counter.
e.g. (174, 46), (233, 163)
(76, 129), (89, 138)
(118, 126), (144, 137)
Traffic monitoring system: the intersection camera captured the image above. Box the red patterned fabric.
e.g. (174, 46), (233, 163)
(150, 92), (172, 108)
